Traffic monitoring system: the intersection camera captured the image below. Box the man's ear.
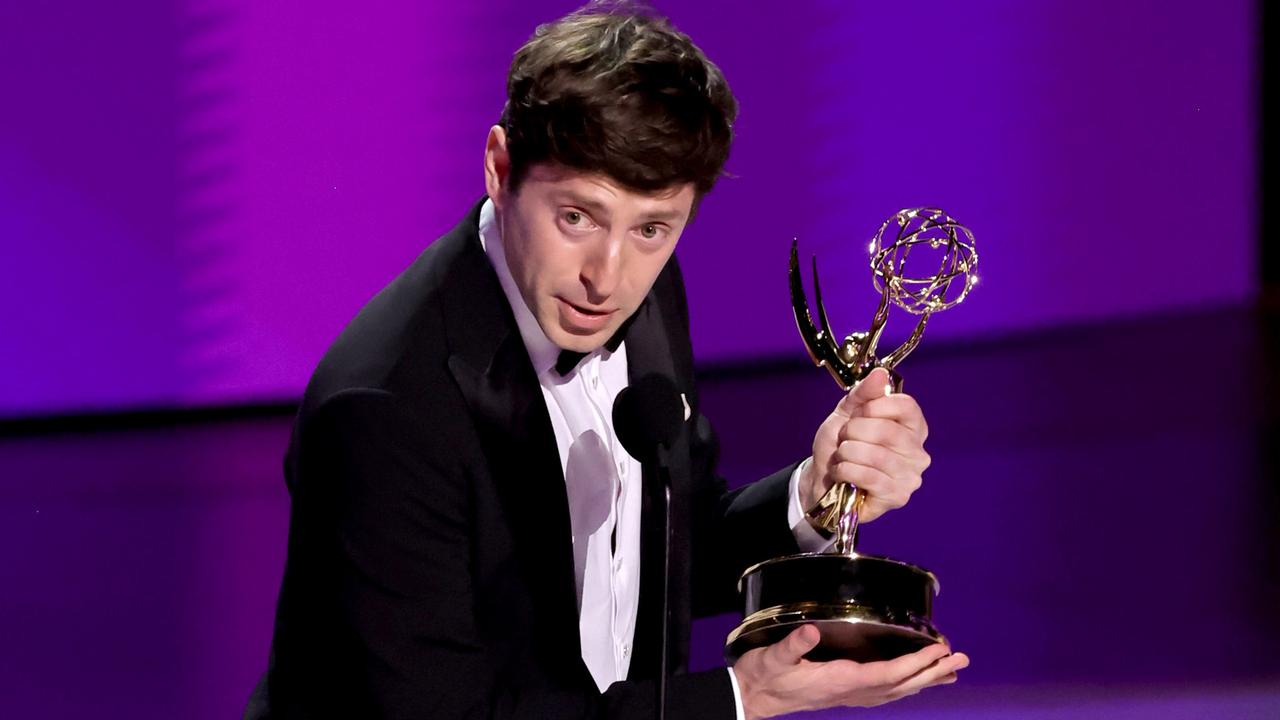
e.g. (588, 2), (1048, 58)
(483, 125), (511, 208)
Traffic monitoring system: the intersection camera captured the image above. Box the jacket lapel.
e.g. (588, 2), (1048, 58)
(438, 201), (696, 685)
(440, 201), (585, 683)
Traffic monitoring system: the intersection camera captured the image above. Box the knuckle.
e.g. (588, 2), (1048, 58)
(837, 420), (857, 443)
(864, 443), (890, 469)
(842, 418), (868, 442)
(873, 420), (897, 445)
(891, 424), (915, 448)
(837, 441), (862, 465)
(832, 462), (858, 486)
(850, 465), (882, 491)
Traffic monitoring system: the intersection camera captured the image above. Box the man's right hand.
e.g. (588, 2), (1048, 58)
(732, 624), (969, 719)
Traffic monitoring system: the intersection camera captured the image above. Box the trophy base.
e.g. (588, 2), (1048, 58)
(725, 552), (943, 665)
(724, 601), (943, 664)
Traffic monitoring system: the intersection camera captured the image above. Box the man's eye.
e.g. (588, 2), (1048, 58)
(640, 224), (659, 239)
(565, 211), (583, 225)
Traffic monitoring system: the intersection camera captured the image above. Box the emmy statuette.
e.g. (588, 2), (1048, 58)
(725, 208), (978, 664)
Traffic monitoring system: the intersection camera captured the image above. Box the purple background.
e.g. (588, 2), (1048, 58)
(1, 3), (1276, 719)
(0, 0), (1257, 419)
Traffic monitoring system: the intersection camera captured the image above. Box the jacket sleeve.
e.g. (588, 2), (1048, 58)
(251, 388), (737, 720)
(687, 408), (804, 618)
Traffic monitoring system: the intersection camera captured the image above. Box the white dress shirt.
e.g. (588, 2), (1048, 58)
(479, 198), (829, 716)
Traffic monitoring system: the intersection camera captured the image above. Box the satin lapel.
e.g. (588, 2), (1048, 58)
(624, 274), (696, 679)
(440, 205), (583, 680)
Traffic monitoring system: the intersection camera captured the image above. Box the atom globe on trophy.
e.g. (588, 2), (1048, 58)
(725, 207), (979, 664)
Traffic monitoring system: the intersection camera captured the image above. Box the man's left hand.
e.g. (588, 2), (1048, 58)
(801, 367), (931, 524)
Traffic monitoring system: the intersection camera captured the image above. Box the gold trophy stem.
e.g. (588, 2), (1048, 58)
(805, 479), (865, 555)
(833, 483), (864, 555)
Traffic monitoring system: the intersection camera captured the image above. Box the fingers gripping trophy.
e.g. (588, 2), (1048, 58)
(725, 207), (978, 664)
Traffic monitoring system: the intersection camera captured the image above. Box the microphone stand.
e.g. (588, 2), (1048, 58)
(611, 375), (682, 720)
(655, 443), (672, 720)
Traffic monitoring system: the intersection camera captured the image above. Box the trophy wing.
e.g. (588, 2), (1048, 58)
(811, 256), (839, 361)
(789, 241), (855, 389)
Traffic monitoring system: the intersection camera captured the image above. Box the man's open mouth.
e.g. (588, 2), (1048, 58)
(562, 299), (611, 317)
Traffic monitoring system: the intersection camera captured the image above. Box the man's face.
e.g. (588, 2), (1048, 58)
(487, 141), (696, 353)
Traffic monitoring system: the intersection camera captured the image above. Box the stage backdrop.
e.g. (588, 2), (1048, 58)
(0, 0), (1256, 418)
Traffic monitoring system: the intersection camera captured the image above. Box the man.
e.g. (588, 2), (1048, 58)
(246, 5), (967, 719)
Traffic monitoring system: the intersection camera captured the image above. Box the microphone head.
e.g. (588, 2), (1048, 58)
(612, 373), (683, 464)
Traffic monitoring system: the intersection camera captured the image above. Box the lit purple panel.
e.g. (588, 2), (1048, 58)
(170, 0), (510, 407)
(0, 2), (184, 416)
(672, 0), (1256, 361)
(0, 1), (1256, 415)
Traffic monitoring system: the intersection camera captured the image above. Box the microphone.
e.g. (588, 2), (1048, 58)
(612, 373), (682, 720)
(612, 373), (683, 463)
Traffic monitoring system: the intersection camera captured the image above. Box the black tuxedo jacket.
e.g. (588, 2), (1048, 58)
(245, 199), (802, 719)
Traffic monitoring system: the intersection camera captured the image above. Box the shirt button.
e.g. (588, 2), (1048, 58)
(622, 643), (630, 657)
(591, 375), (599, 388)
(618, 461), (627, 475)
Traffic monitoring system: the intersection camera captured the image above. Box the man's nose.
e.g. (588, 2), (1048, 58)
(580, 237), (623, 302)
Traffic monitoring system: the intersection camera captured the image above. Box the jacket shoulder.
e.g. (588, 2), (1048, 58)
(301, 202), (486, 415)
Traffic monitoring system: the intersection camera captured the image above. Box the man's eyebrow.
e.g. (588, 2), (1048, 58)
(641, 208), (688, 224)
(553, 192), (610, 217)
(552, 191), (688, 224)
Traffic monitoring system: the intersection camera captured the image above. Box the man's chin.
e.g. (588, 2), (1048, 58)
(550, 327), (609, 353)
(543, 314), (619, 353)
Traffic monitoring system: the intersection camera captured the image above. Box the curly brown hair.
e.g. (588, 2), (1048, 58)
(499, 2), (737, 199)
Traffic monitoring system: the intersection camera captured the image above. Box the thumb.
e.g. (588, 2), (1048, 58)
(768, 624), (820, 666)
(837, 367), (894, 416)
